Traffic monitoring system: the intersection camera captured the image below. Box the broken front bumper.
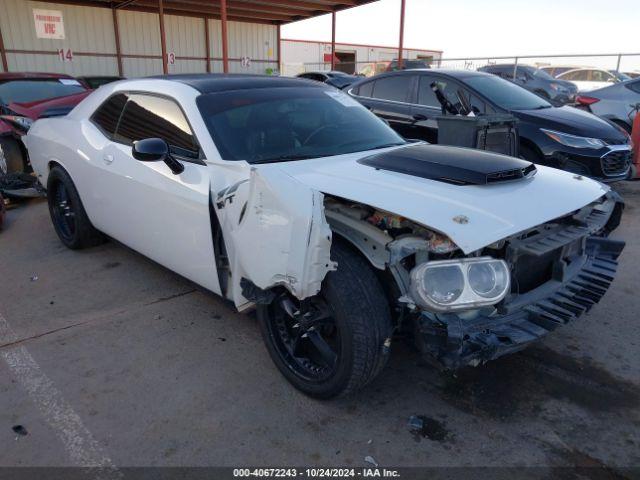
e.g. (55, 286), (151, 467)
(416, 236), (624, 369)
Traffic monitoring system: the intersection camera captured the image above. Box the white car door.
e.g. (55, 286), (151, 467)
(89, 92), (221, 294)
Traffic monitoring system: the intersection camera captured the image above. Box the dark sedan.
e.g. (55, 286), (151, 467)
(347, 69), (632, 182)
(478, 64), (578, 104)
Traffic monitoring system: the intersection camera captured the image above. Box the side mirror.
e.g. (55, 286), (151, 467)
(132, 138), (184, 175)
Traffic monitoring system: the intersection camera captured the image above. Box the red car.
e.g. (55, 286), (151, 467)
(0, 72), (90, 174)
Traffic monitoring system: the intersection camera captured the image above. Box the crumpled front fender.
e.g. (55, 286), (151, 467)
(217, 167), (336, 310)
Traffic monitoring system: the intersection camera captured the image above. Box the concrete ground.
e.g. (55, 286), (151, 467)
(1, 181), (639, 477)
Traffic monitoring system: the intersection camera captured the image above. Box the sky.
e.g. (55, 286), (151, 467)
(282, 0), (640, 71)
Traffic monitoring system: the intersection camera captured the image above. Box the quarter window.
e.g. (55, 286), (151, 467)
(372, 76), (412, 102)
(91, 93), (127, 138)
(626, 80), (640, 94)
(114, 94), (199, 157)
(357, 80), (375, 98)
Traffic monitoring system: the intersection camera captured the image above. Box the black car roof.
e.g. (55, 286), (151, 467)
(150, 73), (327, 93)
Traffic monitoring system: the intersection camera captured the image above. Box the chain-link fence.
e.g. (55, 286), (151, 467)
(434, 53), (640, 76)
(282, 53), (640, 79)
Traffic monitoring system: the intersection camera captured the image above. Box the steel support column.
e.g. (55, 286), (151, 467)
(0, 21), (8, 72)
(397, 0), (406, 69)
(276, 24), (281, 73)
(330, 11), (336, 70)
(204, 17), (211, 73)
(112, 8), (123, 76)
(220, 0), (229, 73)
(158, 0), (168, 74)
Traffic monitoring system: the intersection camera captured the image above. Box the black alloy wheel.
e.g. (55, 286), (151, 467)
(266, 293), (341, 383)
(50, 181), (77, 243)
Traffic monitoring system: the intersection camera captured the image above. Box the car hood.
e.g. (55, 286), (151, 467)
(7, 91), (90, 119)
(257, 145), (609, 253)
(513, 105), (625, 140)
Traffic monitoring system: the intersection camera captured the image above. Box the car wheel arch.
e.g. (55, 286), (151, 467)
(519, 137), (544, 162)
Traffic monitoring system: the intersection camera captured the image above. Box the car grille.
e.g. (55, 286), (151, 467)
(601, 149), (631, 176)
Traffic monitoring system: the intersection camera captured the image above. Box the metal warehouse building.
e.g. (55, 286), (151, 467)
(0, 0), (381, 77)
(281, 38), (442, 76)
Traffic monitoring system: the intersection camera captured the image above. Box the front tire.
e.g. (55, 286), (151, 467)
(258, 241), (393, 399)
(47, 166), (105, 249)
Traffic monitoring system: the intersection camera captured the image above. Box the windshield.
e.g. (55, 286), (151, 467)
(465, 75), (552, 110)
(0, 79), (86, 104)
(196, 87), (406, 163)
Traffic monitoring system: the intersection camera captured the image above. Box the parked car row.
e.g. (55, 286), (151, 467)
(23, 74), (625, 398)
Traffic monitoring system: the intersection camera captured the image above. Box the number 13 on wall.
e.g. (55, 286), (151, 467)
(57, 48), (73, 62)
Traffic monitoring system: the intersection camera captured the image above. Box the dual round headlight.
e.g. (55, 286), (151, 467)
(410, 257), (510, 312)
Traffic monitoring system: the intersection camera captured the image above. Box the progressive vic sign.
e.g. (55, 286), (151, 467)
(33, 9), (65, 40)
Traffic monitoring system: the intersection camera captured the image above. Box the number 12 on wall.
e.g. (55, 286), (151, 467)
(57, 48), (73, 62)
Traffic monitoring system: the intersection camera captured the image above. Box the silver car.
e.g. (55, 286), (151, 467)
(576, 78), (640, 133)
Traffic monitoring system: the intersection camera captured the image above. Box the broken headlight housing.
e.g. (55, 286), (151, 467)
(0, 115), (34, 132)
(409, 257), (510, 312)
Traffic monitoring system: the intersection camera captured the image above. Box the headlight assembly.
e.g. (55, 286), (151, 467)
(541, 129), (605, 149)
(410, 257), (510, 312)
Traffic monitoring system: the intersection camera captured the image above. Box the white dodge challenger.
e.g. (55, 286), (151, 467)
(25, 75), (625, 398)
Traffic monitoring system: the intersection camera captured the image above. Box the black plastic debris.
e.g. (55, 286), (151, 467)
(12, 425), (28, 436)
(0, 173), (45, 199)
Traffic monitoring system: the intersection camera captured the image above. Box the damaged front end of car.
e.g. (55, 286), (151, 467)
(324, 189), (624, 369)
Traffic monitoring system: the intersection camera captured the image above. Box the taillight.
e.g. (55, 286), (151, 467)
(576, 95), (600, 106)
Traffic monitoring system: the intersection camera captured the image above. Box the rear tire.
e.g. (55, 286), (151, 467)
(0, 137), (26, 174)
(258, 241), (393, 399)
(47, 166), (105, 249)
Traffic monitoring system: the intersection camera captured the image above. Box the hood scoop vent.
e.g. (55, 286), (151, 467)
(358, 144), (536, 186)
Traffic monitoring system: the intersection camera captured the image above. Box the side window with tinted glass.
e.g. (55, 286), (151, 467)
(417, 76), (440, 108)
(372, 76), (412, 102)
(357, 80), (375, 97)
(91, 93), (127, 138)
(464, 91), (493, 115)
(114, 94), (199, 158)
(627, 81), (640, 94)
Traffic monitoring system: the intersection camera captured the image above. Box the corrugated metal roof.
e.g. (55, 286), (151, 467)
(32, 0), (380, 25)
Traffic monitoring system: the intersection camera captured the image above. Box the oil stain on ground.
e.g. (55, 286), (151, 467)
(437, 346), (640, 420)
(408, 415), (451, 443)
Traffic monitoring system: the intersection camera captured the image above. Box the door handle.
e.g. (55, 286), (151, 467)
(103, 154), (114, 165)
(412, 114), (428, 121)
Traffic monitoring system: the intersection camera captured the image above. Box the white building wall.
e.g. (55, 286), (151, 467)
(165, 14), (206, 74)
(207, 19), (278, 74)
(281, 39), (442, 76)
(0, 0), (117, 75)
(118, 10), (162, 77)
(0, 0), (279, 77)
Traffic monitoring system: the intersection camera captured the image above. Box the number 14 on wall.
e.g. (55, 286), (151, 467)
(57, 48), (73, 62)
